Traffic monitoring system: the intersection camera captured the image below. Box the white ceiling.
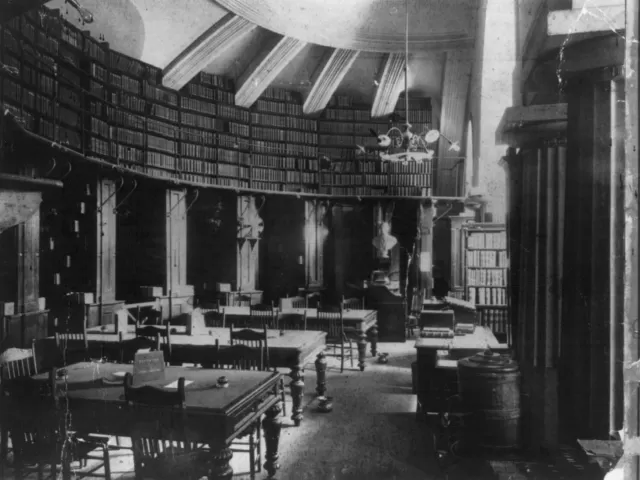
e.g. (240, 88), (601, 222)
(46, 0), (478, 110)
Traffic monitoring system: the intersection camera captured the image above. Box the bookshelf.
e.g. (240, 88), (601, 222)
(462, 223), (508, 306)
(0, 7), (439, 200)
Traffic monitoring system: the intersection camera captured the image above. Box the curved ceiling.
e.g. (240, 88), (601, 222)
(214, 0), (478, 52)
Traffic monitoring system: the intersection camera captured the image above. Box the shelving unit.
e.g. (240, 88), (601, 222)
(0, 7), (439, 199)
(463, 223), (508, 305)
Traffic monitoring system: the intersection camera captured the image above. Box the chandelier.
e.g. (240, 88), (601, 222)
(356, 0), (460, 164)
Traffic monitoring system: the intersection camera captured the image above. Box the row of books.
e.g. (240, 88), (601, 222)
(217, 104), (250, 123)
(466, 250), (508, 268)
(468, 287), (507, 306)
(84, 38), (107, 65)
(255, 99), (302, 116)
(228, 122), (250, 137)
(467, 232), (507, 249)
(197, 72), (234, 91)
(110, 50), (147, 77)
(250, 112), (316, 131)
(181, 112), (220, 131)
(251, 126), (317, 145)
(260, 87), (301, 103)
(319, 135), (355, 146)
(181, 96), (216, 116)
(107, 71), (141, 95)
(467, 269), (507, 287)
(323, 108), (372, 122)
(143, 81), (178, 107)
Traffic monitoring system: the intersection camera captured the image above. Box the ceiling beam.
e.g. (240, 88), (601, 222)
(235, 36), (307, 108)
(162, 14), (257, 91)
(547, 4), (624, 36)
(303, 49), (360, 116)
(371, 53), (405, 119)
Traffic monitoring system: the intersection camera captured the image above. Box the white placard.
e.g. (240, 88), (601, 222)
(419, 252), (432, 273)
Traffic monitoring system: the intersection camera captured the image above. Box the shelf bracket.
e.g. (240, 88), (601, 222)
(99, 176), (124, 212)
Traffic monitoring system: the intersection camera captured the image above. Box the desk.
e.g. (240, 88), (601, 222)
(64, 325), (326, 426)
(26, 362), (282, 479)
(222, 306), (378, 370)
(414, 326), (505, 415)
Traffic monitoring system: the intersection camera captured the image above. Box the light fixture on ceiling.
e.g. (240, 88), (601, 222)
(355, 0), (459, 165)
(66, 0), (94, 24)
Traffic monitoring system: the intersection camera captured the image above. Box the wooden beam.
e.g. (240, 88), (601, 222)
(235, 36), (307, 108)
(547, 5), (624, 36)
(371, 53), (405, 118)
(303, 49), (360, 116)
(162, 14), (257, 91)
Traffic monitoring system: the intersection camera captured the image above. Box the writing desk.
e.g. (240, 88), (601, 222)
(25, 362), (282, 479)
(75, 325), (327, 426)
(222, 306), (379, 370)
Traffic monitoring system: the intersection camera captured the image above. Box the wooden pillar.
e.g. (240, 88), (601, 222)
(95, 178), (117, 303)
(166, 189), (188, 296)
(417, 200), (435, 299)
(236, 195), (263, 292)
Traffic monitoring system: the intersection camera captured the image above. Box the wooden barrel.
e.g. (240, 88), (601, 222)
(457, 349), (521, 451)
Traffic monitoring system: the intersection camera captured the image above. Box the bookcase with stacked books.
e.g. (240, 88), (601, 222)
(318, 96), (433, 196)
(1, 6), (438, 200)
(463, 223), (508, 306)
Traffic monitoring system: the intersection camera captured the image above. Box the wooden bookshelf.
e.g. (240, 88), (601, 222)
(0, 7), (442, 200)
(462, 223), (508, 306)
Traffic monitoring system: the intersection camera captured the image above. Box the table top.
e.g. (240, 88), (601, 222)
(86, 325), (325, 349)
(31, 361), (280, 414)
(414, 326), (502, 351)
(222, 306), (376, 322)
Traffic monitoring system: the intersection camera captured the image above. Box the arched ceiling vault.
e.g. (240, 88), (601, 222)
(51, 0), (480, 118)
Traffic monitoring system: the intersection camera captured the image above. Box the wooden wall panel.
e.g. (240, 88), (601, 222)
(96, 179), (117, 302)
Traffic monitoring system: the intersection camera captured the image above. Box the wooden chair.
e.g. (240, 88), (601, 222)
(202, 308), (226, 328)
(305, 291), (321, 308)
(214, 342), (264, 477)
(249, 303), (278, 329)
(0, 341), (38, 471)
(54, 330), (90, 366)
(308, 306), (354, 373)
(342, 296), (364, 310)
(6, 368), (112, 480)
(280, 310), (307, 330)
(123, 373), (210, 480)
(229, 324), (287, 416)
(135, 324), (172, 364)
(280, 295), (306, 309)
(233, 294), (252, 307)
(117, 331), (161, 364)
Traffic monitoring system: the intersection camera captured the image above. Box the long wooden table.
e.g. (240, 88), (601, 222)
(24, 362), (282, 479)
(221, 306), (379, 370)
(71, 325), (327, 426)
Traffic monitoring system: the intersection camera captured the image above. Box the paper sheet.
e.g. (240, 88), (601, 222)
(164, 380), (194, 389)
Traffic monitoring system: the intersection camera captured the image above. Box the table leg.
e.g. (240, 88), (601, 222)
(368, 326), (378, 357)
(357, 331), (367, 371)
(208, 445), (233, 480)
(262, 403), (282, 478)
(289, 365), (304, 426)
(315, 352), (327, 396)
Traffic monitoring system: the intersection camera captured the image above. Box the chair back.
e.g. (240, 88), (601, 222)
(309, 307), (345, 339)
(0, 340), (38, 382)
(202, 309), (225, 328)
(124, 372), (185, 408)
(117, 331), (161, 363)
(54, 331), (89, 365)
(280, 310), (307, 330)
(280, 296), (306, 309)
(234, 294), (252, 307)
(215, 341), (265, 371)
(229, 323), (268, 348)
(250, 303), (277, 329)
(135, 324), (172, 361)
(342, 296), (364, 310)
(305, 291), (321, 308)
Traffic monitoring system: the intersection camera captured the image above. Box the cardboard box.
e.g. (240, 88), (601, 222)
(216, 283), (231, 293)
(0, 302), (15, 316)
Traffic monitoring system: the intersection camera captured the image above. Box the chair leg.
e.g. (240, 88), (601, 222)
(102, 445), (112, 480)
(249, 432), (256, 479)
(280, 378), (287, 417)
(349, 340), (354, 367)
(340, 343), (344, 373)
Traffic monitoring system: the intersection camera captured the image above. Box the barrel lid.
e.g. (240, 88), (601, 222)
(458, 349), (519, 372)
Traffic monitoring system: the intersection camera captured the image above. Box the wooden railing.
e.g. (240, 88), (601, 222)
(475, 305), (511, 346)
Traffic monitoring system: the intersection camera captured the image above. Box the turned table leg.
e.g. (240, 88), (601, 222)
(262, 403), (282, 478)
(315, 351), (327, 396)
(289, 364), (304, 426)
(357, 331), (367, 371)
(368, 326), (378, 357)
(208, 444), (233, 480)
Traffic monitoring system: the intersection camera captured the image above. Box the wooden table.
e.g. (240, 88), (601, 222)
(222, 306), (379, 371)
(73, 325), (327, 426)
(413, 326), (506, 415)
(25, 362), (283, 479)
